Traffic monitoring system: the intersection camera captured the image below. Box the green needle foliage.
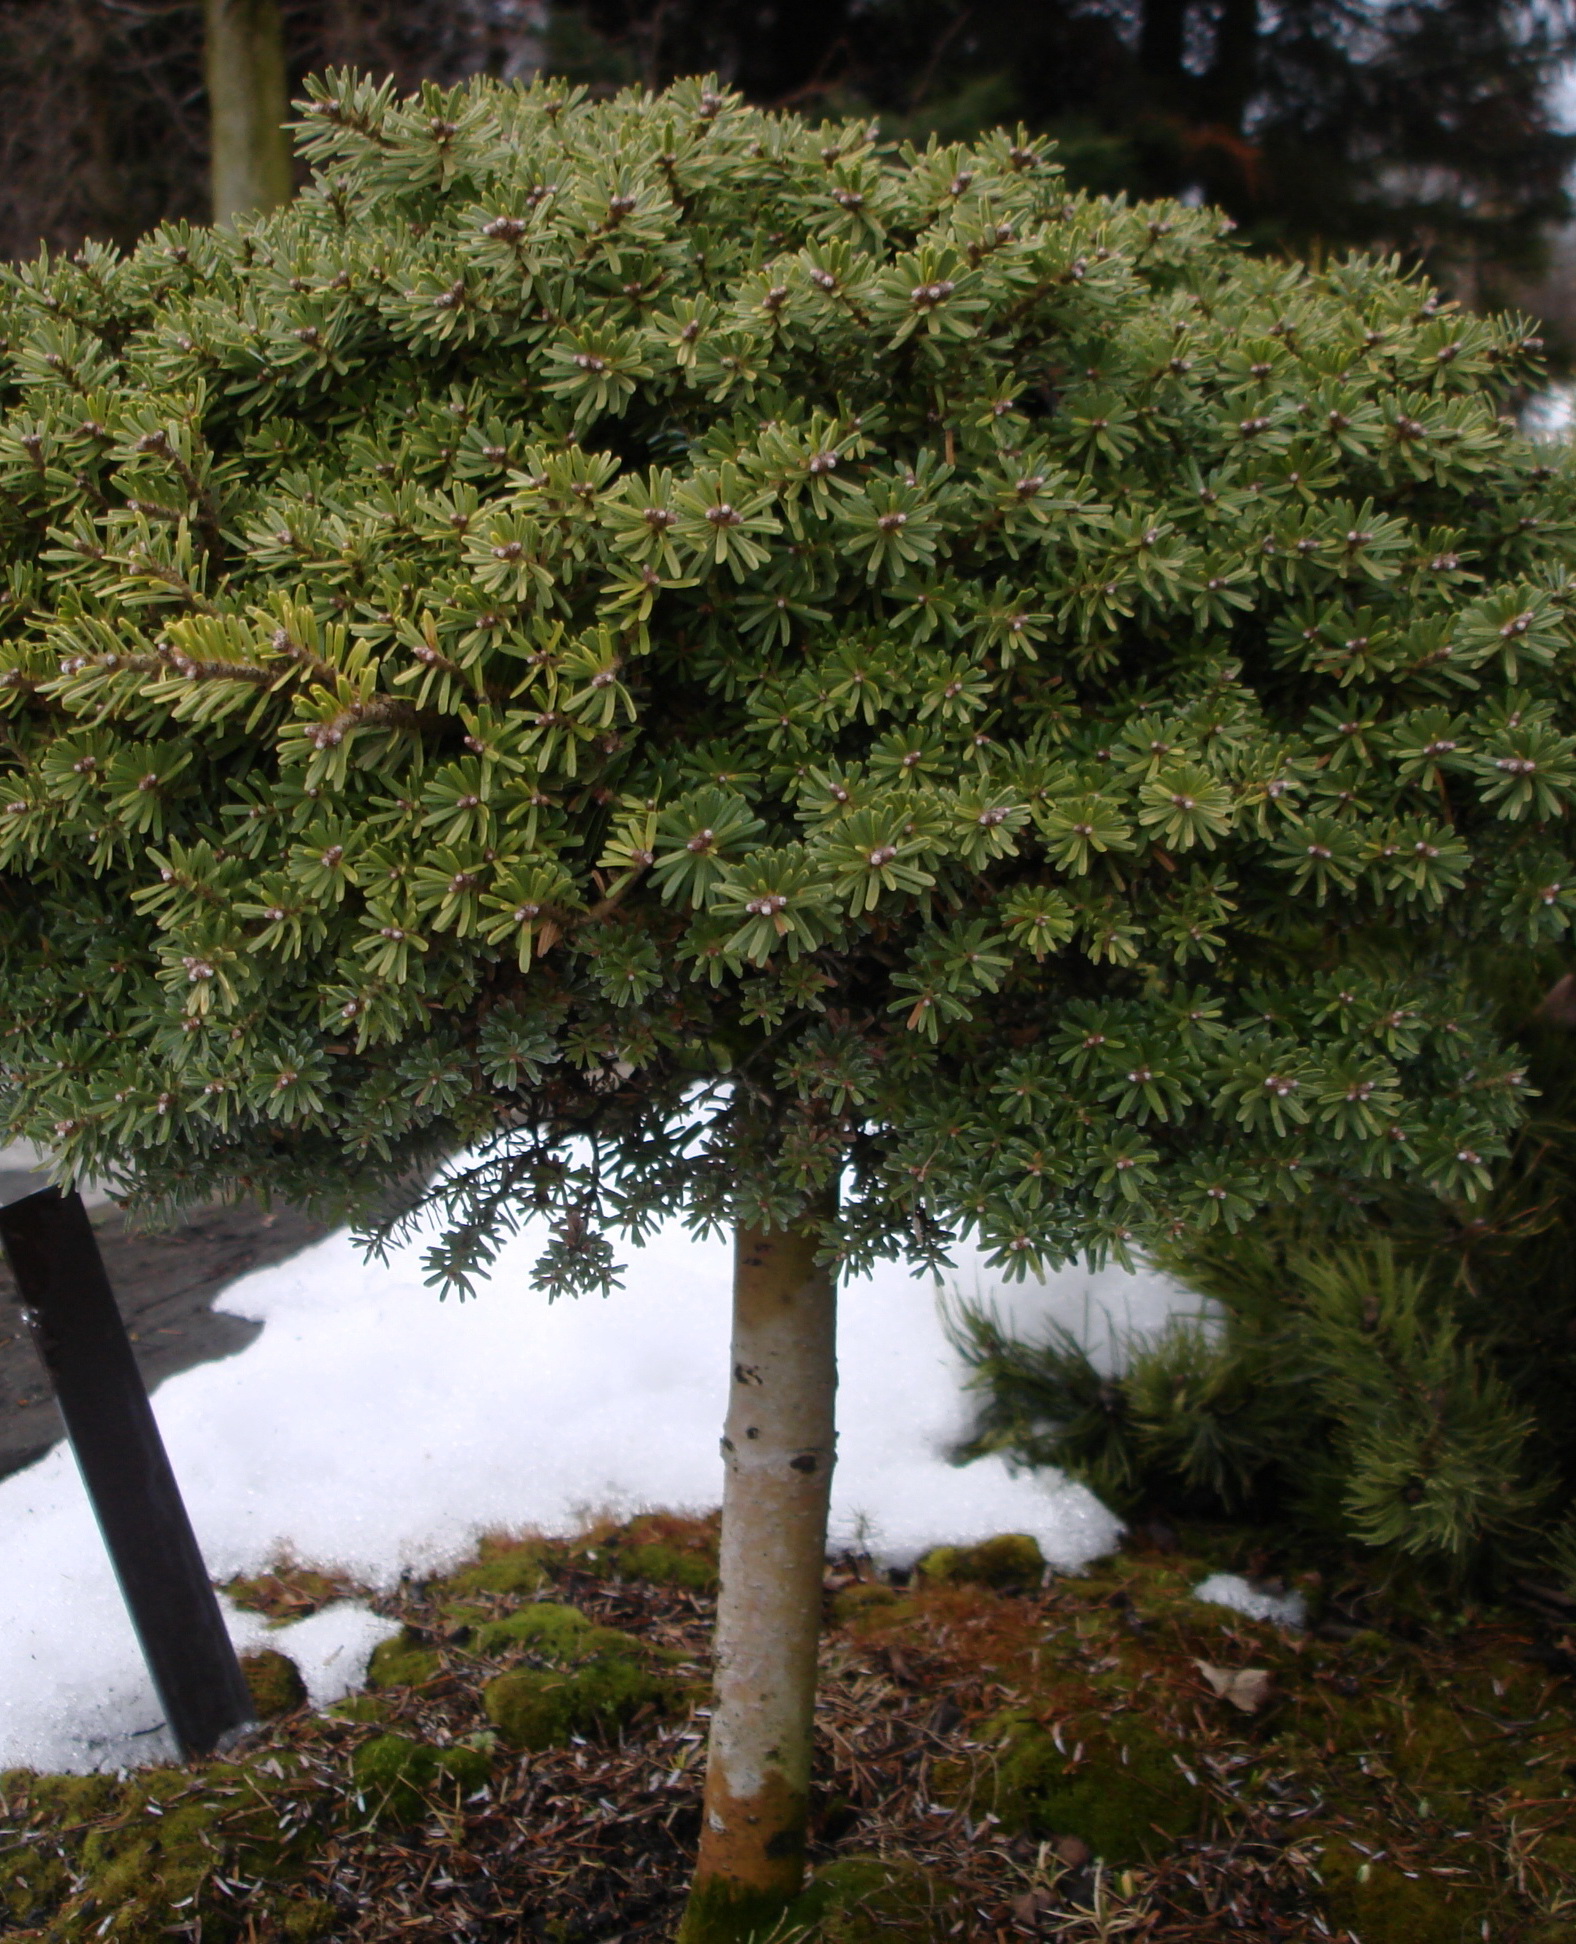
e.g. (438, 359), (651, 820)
(0, 72), (1573, 1300)
(952, 1252), (1545, 1583)
(952, 966), (1576, 1587)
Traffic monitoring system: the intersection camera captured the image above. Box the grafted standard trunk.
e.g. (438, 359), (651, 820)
(679, 1219), (837, 1942)
(203, 0), (292, 226)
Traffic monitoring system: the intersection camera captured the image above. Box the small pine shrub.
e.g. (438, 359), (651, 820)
(955, 1218), (1558, 1584)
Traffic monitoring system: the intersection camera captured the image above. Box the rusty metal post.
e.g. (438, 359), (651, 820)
(0, 1186), (255, 1758)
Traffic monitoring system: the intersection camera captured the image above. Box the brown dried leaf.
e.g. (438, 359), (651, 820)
(1194, 1660), (1276, 1714)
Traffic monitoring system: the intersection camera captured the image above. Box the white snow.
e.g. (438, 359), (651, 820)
(1522, 382), (1575, 445)
(0, 1211), (1197, 1773)
(1192, 1572), (1308, 1630)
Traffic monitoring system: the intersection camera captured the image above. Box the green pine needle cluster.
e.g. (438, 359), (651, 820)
(953, 976), (1576, 1586)
(952, 1245), (1541, 1581)
(0, 72), (1573, 1296)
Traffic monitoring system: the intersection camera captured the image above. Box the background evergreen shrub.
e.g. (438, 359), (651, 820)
(954, 966), (1576, 1586)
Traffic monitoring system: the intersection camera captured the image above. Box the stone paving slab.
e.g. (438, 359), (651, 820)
(0, 1168), (329, 1481)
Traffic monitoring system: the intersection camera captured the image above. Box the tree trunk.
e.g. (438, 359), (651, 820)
(1138, 0), (1188, 83)
(1200, 0), (1260, 137)
(679, 1217), (838, 1943)
(203, 0), (292, 226)
(67, 0), (126, 246)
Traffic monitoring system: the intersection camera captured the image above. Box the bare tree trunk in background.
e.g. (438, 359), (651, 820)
(203, 0), (291, 224)
(1138, 0), (1188, 84)
(68, 2), (124, 241)
(679, 1217), (838, 1942)
(1200, 0), (1259, 137)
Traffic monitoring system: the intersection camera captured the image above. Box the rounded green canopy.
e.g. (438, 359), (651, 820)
(0, 73), (1569, 1293)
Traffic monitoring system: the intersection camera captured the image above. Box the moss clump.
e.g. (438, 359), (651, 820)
(1319, 1844), (1487, 1944)
(366, 1627), (443, 1690)
(0, 1772), (105, 1927)
(833, 1582), (901, 1624)
(784, 1856), (948, 1941)
(0, 1762), (314, 1940)
(917, 1533), (1045, 1592)
(241, 1647), (307, 1718)
(470, 1600), (596, 1657)
(349, 1734), (492, 1825)
(281, 1897), (339, 1941)
(954, 1709), (1204, 1862)
(326, 1692), (393, 1723)
(441, 1539), (550, 1599)
(484, 1656), (677, 1750)
(222, 1565), (358, 1620)
(618, 1541), (720, 1592)
(475, 1598), (683, 1748)
(566, 1514), (721, 1592)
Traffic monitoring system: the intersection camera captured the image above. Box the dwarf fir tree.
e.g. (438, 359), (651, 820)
(1, 72), (1574, 1934)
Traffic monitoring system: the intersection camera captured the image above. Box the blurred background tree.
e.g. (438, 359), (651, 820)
(3, 1), (1575, 332)
(203, 0), (293, 224)
(554, 1), (1576, 296)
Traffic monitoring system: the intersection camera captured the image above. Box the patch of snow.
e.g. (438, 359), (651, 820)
(1522, 382), (1575, 445)
(0, 1214), (1191, 1771)
(226, 1601), (402, 1711)
(940, 1253), (1211, 1377)
(1192, 1571), (1307, 1630)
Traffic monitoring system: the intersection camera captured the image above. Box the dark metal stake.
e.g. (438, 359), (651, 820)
(0, 1187), (256, 1759)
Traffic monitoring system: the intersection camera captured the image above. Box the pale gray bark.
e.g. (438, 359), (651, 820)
(203, 0), (291, 225)
(682, 1219), (837, 1938)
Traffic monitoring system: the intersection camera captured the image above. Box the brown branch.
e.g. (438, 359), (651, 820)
(575, 864), (650, 929)
(118, 547), (219, 614)
(162, 652), (271, 685)
(132, 430), (224, 553)
(302, 694), (426, 749)
(267, 627), (339, 688)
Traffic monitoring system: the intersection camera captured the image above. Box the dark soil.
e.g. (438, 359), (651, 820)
(0, 1188), (330, 1480)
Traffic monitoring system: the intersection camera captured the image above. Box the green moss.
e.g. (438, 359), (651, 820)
(784, 1856), (947, 1941)
(366, 1627), (443, 1690)
(1391, 1697), (1515, 1798)
(1320, 1844), (1487, 1944)
(618, 1542), (720, 1592)
(349, 1734), (492, 1825)
(281, 1897), (339, 1940)
(676, 1876), (799, 1944)
(6, 1761), (314, 1941)
(1276, 1684), (1523, 1807)
(952, 1709), (1205, 1862)
(833, 1583), (901, 1624)
(326, 1693), (393, 1723)
(610, 1514), (721, 1593)
(1, 1769), (118, 1823)
(241, 1647), (307, 1718)
(0, 1771), (122, 1925)
(441, 1541), (550, 1598)
(483, 1654), (677, 1749)
(1536, 1832), (1576, 1883)
(917, 1533), (1044, 1592)
(470, 1600), (593, 1657)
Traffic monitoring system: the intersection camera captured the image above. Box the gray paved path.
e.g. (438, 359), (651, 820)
(0, 1161), (329, 1480)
